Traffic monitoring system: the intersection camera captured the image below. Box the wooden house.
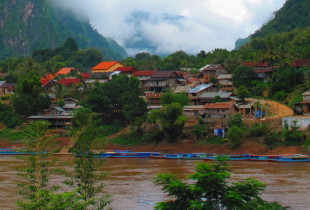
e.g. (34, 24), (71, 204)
(187, 84), (216, 105)
(217, 74), (233, 91)
(199, 64), (227, 83)
(302, 90), (310, 114)
(0, 81), (16, 96)
(144, 71), (183, 92)
(203, 102), (235, 125)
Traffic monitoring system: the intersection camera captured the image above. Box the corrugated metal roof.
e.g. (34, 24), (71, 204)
(0, 81), (6, 86)
(174, 86), (191, 93)
(199, 64), (223, 71)
(188, 84), (213, 94)
(199, 91), (232, 99)
(28, 116), (74, 119)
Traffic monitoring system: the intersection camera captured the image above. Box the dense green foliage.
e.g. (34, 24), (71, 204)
(252, 0), (310, 38)
(83, 74), (147, 125)
(149, 103), (187, 143)
(12, 70), (50, 117)
(0, 103), (22, 128)
(0, 0), (126, 60)
(154, 161), (286, 210)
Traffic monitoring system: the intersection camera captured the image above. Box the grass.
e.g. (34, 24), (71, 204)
(109, 134), (141, 146)
(0, 129), (24, 142)
(198, 136), (228, 145)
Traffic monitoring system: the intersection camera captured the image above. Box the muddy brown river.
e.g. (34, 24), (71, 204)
(1, 155), (310, 209)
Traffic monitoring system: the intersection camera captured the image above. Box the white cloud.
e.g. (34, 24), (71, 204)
(54, 0), (286, 56)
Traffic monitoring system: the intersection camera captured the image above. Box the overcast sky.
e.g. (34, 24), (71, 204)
(55, 0), (286, 56)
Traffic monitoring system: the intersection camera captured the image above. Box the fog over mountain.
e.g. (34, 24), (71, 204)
(55, 0), (285, 56)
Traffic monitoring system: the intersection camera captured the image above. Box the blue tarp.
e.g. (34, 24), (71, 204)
(255, 111), (265, 118)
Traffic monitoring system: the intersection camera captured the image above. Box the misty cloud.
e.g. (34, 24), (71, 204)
(53, 0), (285, 56)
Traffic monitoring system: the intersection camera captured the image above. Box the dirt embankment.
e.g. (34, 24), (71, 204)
(246, 98), (294, 119)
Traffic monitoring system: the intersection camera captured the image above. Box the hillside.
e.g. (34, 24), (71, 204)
(0, 0), (127, 60)
(236, 0), (310, 49)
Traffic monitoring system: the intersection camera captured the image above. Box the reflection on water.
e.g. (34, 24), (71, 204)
(1, 156), (310, 209)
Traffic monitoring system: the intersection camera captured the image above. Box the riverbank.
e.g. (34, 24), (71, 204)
(0, 136), (305, 156)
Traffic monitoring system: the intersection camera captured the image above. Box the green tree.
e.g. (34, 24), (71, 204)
(154, 161), (286, 210)
(12, 71), (50, 117)
(229, 113), (244, 128)
(84, 75), (146, 125)
(236, 85), (251, 100)
(150, 103), (187, 143)
(191, 119), (208, 142)
(160, 91), (188, 107)
(17, 121), (55, 209)
(70, 108), (111, 209)
(226, 125), (245, 149)
(232, 66), (257, 88)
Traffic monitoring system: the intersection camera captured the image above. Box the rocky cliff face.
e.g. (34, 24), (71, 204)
(0, 0), (127, 60)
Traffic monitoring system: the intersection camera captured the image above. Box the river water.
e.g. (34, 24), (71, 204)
(1, 155), (310, 209)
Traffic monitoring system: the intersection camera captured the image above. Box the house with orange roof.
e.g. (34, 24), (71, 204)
(92, 61), (124, 73)
(204, 102), (235, 125)
(55, 67), (75, 76)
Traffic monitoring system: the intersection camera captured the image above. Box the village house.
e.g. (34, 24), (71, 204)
(217, 74), (233, 91)
(144, 71), (183, 92)
(198, 91), (233, 104)
(187, 84), (217, 105)
(292, 59), (310, 68)
(183, 105), (205, 119)
(0, 81), (16, 97)
(145, 92), (162, 106)
(199, 64), (228, 83)
(301, 90), (310, 114)
(203, 102), (235, 125)
(132, 70), (156, 90)
(243, 62), (273, 79)
(92, 61), (124, 73)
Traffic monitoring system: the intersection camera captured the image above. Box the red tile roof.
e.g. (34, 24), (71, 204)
(114, 66), (137, 72)
(204, 102), (234, 109)
(81, 73), (92, 79)
(132, 70), (156, 76)
(243, 62), (269, 67)
(59, 78), (81, 85)
(292, 59), (310, 67)
(56, 68), (75, 76)
(92, 61), (120, 70)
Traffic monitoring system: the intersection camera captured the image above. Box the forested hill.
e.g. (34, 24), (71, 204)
(0, 0), (127, 60)
(235, 0), (310, 49)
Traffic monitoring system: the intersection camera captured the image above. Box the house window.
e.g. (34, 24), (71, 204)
(192, 93), (197, 97)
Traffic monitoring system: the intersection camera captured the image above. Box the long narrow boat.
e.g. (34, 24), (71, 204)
(203, 154), (250, 161)
(0, 148), (29, 155)
(98, 152), (161, 158)
(269, 156), (310, 162)
(153, 153), (212, 160)
(249, 154), (306, 161)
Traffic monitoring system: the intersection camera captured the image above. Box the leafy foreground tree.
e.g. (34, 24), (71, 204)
(16, 121), (82, 209)
(17, 118), (110, 209)
(154, 161), (286, 210)
(69, 108), (111, 209)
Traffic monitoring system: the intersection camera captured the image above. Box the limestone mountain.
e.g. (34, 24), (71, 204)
(235, 0), (310, 49)
(0, 0), (127, 60)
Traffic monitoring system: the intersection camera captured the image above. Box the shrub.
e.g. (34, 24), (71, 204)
(249, 123), (268, 137)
